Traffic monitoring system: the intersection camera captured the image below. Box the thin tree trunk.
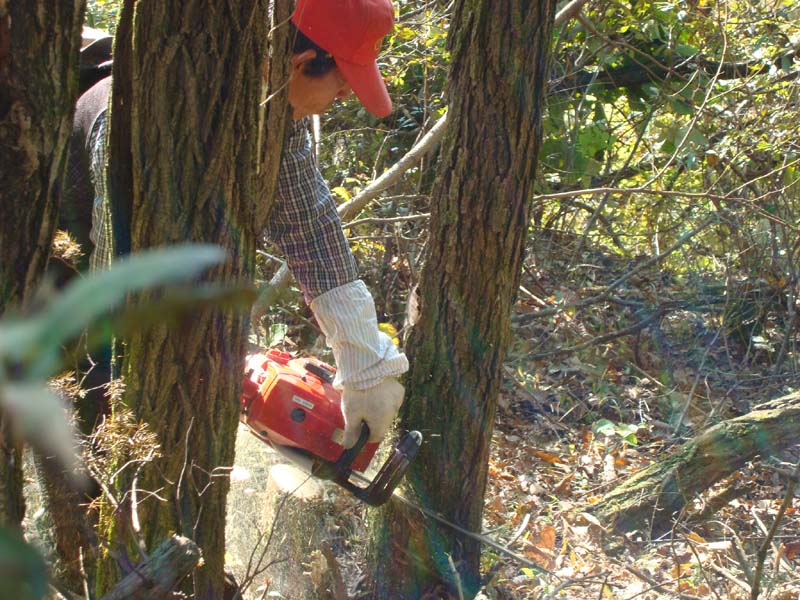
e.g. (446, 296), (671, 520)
(0, 0), (85, 530)
(587, 391), (800, 536)
(96, 3), (291, 598)
(368, 1), (556, 597)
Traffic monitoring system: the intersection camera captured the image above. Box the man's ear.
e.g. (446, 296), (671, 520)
(290, 49), (317, 75)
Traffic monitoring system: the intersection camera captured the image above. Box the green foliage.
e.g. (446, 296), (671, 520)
(0, 244), (226, 594)
(0, 529), (48, 600)
(85, 0), (122, 35)
(592, 419), (639, 446)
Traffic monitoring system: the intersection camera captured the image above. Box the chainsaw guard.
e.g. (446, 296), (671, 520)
(312, 425), (423, 506)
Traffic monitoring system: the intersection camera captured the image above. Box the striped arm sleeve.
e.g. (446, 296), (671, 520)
(310, 279), (408, 390)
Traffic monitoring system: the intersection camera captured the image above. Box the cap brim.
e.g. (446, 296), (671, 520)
(336, 58), (392, 118)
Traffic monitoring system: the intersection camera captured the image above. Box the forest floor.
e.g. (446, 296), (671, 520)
(228, 242), (800, 599)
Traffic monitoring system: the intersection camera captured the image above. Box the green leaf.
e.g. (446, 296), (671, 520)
(668, 98), (694, 116)
(623, 433), (639, 446)
(0, 244), (225, 378)
(267, 323), (289, 348)
(331, 186), (351, 201)
(0, 382), (81, 478)
(0, 528), (49, 599)
(593, 419), (616, 437)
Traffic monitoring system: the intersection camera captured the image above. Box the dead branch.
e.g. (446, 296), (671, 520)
(585, 391), (800, 535)
(99, 535), (201, 600)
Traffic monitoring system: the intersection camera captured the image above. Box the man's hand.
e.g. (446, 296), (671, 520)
(341, 378), (404, 447)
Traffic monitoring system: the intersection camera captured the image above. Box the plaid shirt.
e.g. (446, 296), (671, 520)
(265, 118), (358, 300)
(89, 115), (358, 300)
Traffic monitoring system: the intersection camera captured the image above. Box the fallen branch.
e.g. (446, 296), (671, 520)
(99, 535), (201, 600)
(585, 391), (800, 535)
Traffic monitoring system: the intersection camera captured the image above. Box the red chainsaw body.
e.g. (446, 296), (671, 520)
(240, 349), (378, 472)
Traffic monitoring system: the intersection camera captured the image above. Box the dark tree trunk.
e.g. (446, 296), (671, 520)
(96, 2), (291, 598)
(587, 391), (800, 536)
(0, 0), (85, 529)
(34, 451), (98, 592)
(368, 1), (555, 597)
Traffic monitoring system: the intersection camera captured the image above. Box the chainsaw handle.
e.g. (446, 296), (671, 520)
(335, 422), (370, 471)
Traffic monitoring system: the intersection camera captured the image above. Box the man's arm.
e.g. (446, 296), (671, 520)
(266, 118), (359, 301)
(266, 118), (408, 445)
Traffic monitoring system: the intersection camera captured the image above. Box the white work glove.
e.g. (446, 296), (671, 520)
(341, 378), (404, 446)
(310, 280), (409, 447)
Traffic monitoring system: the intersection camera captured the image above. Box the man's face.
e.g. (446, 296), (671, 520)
(288, 50), (352, 119)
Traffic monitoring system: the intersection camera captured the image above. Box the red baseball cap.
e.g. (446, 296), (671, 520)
(292, 0), (394, 117)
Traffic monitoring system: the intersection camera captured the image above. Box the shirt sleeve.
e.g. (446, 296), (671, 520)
(88, 109), (113, 272)
(266, 118), (359, 302)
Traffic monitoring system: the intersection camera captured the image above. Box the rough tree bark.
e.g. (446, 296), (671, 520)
(368, 1), (556, 597)
(0, 0), (85, 530)
(587, 391), (800, 536)
(96, 2), (292, 598)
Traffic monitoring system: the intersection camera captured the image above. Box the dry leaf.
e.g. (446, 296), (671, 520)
(554, 472), (574, 495)
(537, 525), (557, 550)
(534, 449), (563, 464)
(783, 541), (800, 561)
(578, 512), (608, 532)
(686, 531), (707, 544)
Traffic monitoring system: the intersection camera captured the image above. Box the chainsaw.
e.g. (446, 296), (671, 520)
(240, 349), (422, 506)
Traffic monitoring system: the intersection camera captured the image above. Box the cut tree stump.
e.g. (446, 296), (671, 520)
(586, 391), (800, 535)
(99, 535), (201, 600)
(260, 462), (343, 600)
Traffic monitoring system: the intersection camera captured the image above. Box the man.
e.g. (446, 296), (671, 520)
(63, 0), (407, 448)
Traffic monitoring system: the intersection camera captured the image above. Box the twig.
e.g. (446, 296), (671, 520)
(337, 115), (448, 221)
(706, 561), (751, 595)
(751, 461), (800, 599)
(673, 327), (720, 433)
(518, 214), (719, 322)
(730, 530), (754, 587)
(527, 310), (661, 359)
(533, 182), (800, 233)
(615, 560), (704, 600)
(129, 470), (150, 561)
(505, 513), (531, 549)
(595, 573), (610, 600)
(175, 417), (194, 539)
(447, 554), (464, 600)
(233, 472), (314, 599)
(760, 463), (800, 483)
(540, 572), (611, 600)
(343, 211), (430, 228)
(685, 536), (725, 600)
(319, 541), (349, 600)
(79, 546), (90, 600)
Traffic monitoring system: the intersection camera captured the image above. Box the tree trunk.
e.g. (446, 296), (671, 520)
(0, 0), (85, 530)
(96, 2), (291, 598)
(368, 1), (555, 597)
(587, 391), (800, 536)
(34, 451), (97, 592)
